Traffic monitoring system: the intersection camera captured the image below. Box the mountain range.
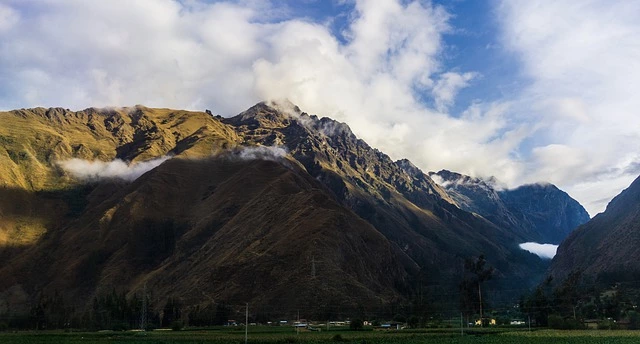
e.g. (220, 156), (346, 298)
(0, 102), (591, 320)
(430, 170), (590, 245)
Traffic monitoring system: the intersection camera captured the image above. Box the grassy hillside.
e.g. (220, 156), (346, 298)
(0, 106), (241, 247)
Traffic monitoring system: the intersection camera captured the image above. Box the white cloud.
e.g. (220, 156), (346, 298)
(0, 3), (18, 32)
(234, 146), (288, 161)
(496, 0), (640, 216)
(519, 242), (558, 259)
(1, 0), (502, 184)
(59, 157), (171, 182)
(2, 0), (639, 216)
(432, 72), (477, 112)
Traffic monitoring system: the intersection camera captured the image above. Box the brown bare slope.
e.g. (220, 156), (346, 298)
(0, 157), (415, 317)
(225, 102), (548, 301)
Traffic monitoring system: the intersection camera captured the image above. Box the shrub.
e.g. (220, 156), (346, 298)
(548, 315), (564, 329)
(564, 318), (584, 330)
(392, 314), (406, 323)
(112, 322), (130, 332)
(407, 316), (419, 329)
(171, 321), (183, 331)
(598, 319), (619, 330)
(349, 319), (363, 331)
(628, 311), (640, 330)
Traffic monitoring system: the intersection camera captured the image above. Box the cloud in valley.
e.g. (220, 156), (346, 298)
(1, 0), (640, 215)
(519, 242), (558, 260)
(59, 157), (171, 182)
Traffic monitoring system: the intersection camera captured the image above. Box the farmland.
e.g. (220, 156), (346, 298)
(2, 328), (640, 343)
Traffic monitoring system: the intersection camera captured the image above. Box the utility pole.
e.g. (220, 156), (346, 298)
(297, 310), (300, 335)
(311, 255), (323, 279)
(140, 283), (147, 330)
(478, 282), (483, 328)
(245, 303), (248, 344)
(460, 313), (463, 336)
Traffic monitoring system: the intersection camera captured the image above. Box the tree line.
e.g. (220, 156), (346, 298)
(521, 271), (640, 329)
(0, 288), (234, 331)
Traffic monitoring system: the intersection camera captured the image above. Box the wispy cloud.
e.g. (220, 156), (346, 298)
(59, 157), (170, 182)
(496, 0), (640, 215)
(432, 72), (478, 112)
(233, 145), (288, 161)
(1, 0), (639, 215)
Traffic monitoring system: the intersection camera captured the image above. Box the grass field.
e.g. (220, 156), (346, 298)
(2, 328), (640, 343)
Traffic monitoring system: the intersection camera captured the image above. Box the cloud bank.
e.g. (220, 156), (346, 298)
(496, 0), (640, 215)
(519, 242), (558, 260)
(233, 146), (288, 161)
(1, 0), (639, 215)
(59, 157), (171, 182)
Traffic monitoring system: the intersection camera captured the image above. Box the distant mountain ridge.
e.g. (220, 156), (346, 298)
(430, 170), (590, 244)
(0, 101), (588, 320)
(550, 174), (640, 284)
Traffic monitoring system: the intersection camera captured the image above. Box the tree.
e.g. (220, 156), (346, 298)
(407, 316), (419, 329)
(349, 319), (363, 331)
(553, 270), (583, 319)
(522, 284), (552, 327)
(161, 297), (182, 328)
(461, 255), (494, 327)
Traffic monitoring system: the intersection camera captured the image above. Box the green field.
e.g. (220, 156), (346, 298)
(2, 328), (640, 344)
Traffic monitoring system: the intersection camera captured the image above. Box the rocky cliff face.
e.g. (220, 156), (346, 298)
(226, 103), (550, 301)
(500, 184), (591, 244)
(430, 170), (590, 244)
(0, 101), (582, 318)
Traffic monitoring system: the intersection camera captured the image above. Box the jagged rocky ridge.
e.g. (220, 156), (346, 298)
(430, 170), (590, 245)
(0, 102), (586, 318)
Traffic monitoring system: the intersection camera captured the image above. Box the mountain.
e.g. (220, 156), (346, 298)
(430, 170), (590, 244)
(549, 174), (640, 284)
(1, 158), (415, 317)
(226, 103), (550, 295)
(499, 183), (591, 244)
(0, 102), (583, 321)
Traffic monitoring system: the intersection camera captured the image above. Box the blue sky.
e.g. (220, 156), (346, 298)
(270, 0), (523, 115)
(1, 0), (640, 216)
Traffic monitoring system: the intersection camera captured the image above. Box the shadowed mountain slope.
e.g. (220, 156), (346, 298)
(550, 174), (640, 284)
(430, 170), (590, 244)
(0, 102), (587, 319)
(0, 158), (415, 317)
(225, 103), (549, 301)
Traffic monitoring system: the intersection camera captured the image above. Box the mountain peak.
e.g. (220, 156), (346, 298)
(431, 169), (507, 191)
(430, 170), (589, 244)
(227, 101), (294, 129)
(396, 158), (422, 178)
(227, 101), (355, 140)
